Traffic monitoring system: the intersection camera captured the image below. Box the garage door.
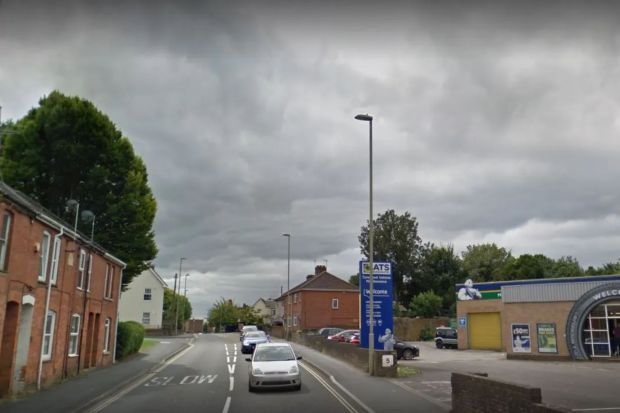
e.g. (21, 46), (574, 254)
(469, 312), (502, 350)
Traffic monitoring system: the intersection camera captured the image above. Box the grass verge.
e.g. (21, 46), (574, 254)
(397, 365), (421, 378)
(140, 338), (158, 352)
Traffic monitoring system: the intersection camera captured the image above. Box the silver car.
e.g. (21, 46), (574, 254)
(241, 331), (271, 354)
(247, 343), (302, 391)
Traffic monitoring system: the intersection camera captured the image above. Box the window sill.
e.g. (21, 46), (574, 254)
(104, 297), (114, 302)
(68, 354), (78, 358)
(103, 351), (111, 355)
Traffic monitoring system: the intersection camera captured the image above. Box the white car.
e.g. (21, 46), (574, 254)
(247, 343), (302, 392)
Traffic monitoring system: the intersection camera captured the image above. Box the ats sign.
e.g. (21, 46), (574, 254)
(359, 261), (393, 350)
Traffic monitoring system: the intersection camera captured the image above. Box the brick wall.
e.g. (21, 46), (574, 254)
(451, 372), (570, 413)
(393, 317), (451, 341)
(296, 290), (358, 330)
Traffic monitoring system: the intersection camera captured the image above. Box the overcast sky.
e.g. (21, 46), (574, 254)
(2, 0), (620, 318)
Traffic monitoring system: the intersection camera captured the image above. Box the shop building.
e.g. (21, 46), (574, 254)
(456, 275), (620, 360)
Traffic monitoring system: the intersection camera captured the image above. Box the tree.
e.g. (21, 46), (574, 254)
(549, 256), (584, 278)
(162, 288), (192, 330)
(502, 254), (554, 280)
(207, 298), (239, 331)
(409, 291), (442, 318)
(586, 260), (620, 276)
(237, 304), (263, 326)
(359, 209), (422, 305)
(348, 274), (359, 287)
(461, 243), (513, 282)
(418, 243), (463, 315)
(0, 91), (157, 288)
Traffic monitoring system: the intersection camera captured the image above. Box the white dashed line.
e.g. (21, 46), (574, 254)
(229, 376), (234, 391)
(222, 396), (231, 413)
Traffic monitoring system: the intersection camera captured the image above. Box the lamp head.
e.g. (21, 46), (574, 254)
(354, 114), (373, 122)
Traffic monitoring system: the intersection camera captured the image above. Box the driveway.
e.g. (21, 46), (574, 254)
(397, 341), (620, 412)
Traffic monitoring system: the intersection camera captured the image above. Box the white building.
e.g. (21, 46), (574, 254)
(119, 266), (167, 329)
(253, 298), (276, 325)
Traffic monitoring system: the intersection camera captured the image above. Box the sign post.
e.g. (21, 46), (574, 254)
(359, 261), (393, 351)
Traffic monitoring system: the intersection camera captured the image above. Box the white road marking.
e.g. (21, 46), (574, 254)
(229, 376), (234, 391)
(228, 364), (235, 375)
(86, 343), (194, 412)
(227, 356), (230, 364)
(572, 408), (620, 412)
(233, 356), (237, 363)
(222, 396), (231, 413)
(329, 375), (375, 413)
(300, 362), (358, 413)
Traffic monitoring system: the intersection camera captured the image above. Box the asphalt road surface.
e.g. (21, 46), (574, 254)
(87, 333), (444, 413)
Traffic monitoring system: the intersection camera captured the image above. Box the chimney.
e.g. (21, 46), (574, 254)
(315, 265), (327, 275)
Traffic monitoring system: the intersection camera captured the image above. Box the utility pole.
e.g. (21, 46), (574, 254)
(175, 257), (186, 335)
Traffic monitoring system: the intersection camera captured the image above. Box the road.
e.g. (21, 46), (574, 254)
(86, 333), (444, 413)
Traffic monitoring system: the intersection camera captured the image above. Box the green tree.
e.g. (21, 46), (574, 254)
(0, 91), (157, 288)
(238, 304), (263, 326)
(409, 291), (442, 318)
(418, 243), (463, 315)
(162, 288), (192, 330)
(502, 254), (553, 280)
(207, 298), (239, 331)
(359, 209), (422, 305)
(585, 260), (620, 276)
(348, 274), (359, 287)
(548, 256), (584, 278)
(461, 243), (513, 282)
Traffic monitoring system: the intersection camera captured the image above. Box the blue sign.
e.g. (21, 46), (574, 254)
(459, 317), (467, 327)
(359, 261), (393, 350)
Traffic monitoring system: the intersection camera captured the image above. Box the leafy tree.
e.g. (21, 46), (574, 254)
(348, 274), (359, 287)
(461, 243), (513, 282)
(0, 91), (157, 288)
(585, 260), (620, 276)
(418, 243), (463, 315)
(207, 298), (239, 331)
(238, 304), (263, 326)
(162, 288), (192, 330)
(359, 209), (422, 305)
(409, 291), (442, 318)
(502, 254), (553, 280)
(549, 256), (584, 278)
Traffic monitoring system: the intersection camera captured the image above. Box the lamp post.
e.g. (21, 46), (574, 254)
(282, 233), (291, 340)
(66, 199), (80, 235)
(175, 257), (186, 335)
(355, 113), (375, 375)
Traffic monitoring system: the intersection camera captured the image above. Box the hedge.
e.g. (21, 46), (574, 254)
(116, 321), (145, 359)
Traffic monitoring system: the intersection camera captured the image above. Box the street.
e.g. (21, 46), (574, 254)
(85, 333), (444, 413)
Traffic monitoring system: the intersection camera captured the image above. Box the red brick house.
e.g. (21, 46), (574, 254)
(276, 265), (359, 331)
(0, 182), (125, 397)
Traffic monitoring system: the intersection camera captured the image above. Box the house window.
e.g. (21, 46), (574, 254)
(68, 314), (80, 356)
(293, 293), (297, 303)
(144, 288), (152, 301)
(142, 312), (151, 325)
(42, 310), (56, 360)
(86, 254), (93, 291)
(77, 249), (86, 289)
(331, 298), (339, 309)
(0, 212), (12, 271)
(104, 264), (114, 299)
(38, 231), (51, 282)
(293, 315), (298, 326)
(49, 237), (61, 285)
(103, 318), (111, 353)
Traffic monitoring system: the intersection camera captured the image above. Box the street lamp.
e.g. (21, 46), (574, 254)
(175, 257), (186, 335)
(80, 210), (96, 242)
(282, 233), (291, 340)
(355, 113), (375, 375)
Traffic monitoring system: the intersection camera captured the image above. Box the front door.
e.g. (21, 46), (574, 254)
(0, 302), (19, 397)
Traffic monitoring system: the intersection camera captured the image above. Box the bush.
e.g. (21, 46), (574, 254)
(116, 321), (145, 359)
(419, 327), (434, 341)
(410, 291), (442, 318)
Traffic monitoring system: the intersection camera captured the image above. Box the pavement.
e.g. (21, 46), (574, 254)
(0, 334), (195, 413)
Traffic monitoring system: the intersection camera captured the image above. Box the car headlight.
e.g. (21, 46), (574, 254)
(289, 365), (299, 374)
(252, 367), (263, 375)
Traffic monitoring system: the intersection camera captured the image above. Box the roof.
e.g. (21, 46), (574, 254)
(455, 274), (620, 292)
(0, 180), (126, 267)
(146, 266), (168, 288)
(275, 271), (358, 301)
(253, 298), (276, 309)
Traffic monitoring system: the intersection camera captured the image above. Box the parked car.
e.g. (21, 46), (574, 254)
(318, 327), (343, 338)
(241, 331), (271, 354)
(394, 340), (420, 360)
(247, 343), (302, 391)
(328, 329), (359, 342)
(435, 326), (458, 349)
(349, 333), (360, 345)
(240, 325), (258, 341)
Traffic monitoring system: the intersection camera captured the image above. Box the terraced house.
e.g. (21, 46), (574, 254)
(0, 182), (125, 397)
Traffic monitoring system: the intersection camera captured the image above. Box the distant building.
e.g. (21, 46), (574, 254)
(274, 265), (359, 331)
(0, 182), (125, 397)
(118, 266), (167, 329)
(252, 298), (276, 325)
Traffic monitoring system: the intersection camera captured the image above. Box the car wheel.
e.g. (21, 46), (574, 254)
(436, 340), (444, 349)
(248, 382), (255, 392)
(402, 348), (414, 360)
(294, 383), (302, 391)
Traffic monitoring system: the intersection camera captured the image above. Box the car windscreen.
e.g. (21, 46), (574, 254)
(242, 326), (258, 332)
(253, 346), (295, 361)
(245, 332), (266, 338)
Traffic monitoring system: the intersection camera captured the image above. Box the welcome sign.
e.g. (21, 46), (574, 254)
(359, 261), (393, 350)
